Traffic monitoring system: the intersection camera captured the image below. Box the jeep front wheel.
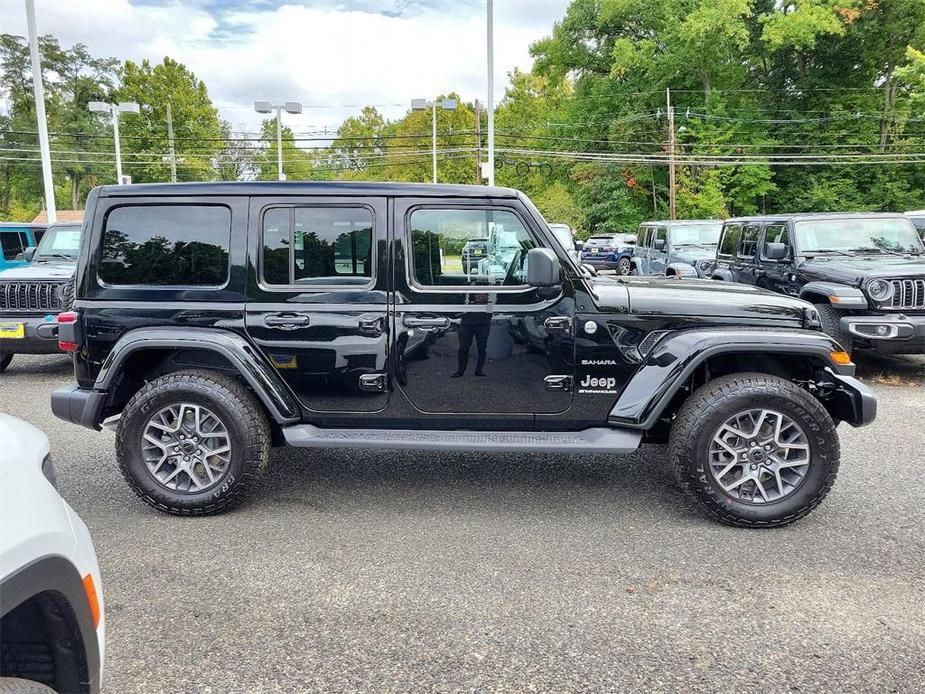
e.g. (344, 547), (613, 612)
(116, 370), (270, 515)
(669, 373), (839, 528)
(814, 302), (853, 354)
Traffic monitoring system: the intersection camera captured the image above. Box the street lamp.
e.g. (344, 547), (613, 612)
(255, 100), (303, 181)
(88, 101), (140, 184)
(412, 97), (457, 183)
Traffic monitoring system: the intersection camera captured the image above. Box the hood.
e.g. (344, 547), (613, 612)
(591, 276), (806, 324)
(0, 413), (49, 471)
(799, 255), (925, 286)
(0, 262), (76, 281)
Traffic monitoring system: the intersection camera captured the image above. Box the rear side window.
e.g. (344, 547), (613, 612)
(262, 206), (373, 286)
(100, 205), (231, 286)
(738, 224), (760, 258)
(718, 224), (741, 257)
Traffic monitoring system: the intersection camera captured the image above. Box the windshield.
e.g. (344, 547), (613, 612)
(670, 223), (722, 246)
(34, 224), (81, 261)
(794, 218), (924, 255)
(549, 225), (574, 250)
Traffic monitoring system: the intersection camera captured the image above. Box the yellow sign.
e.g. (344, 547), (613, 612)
(0, 323), (25, 339)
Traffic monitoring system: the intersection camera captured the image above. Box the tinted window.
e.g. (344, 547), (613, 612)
(100, 205), (231, 286)
(718, 224), (741, 257)
(410, 208), (535, 287)
(263, 206), (373, 286)
(1, 231), (25, 260)
(738, 224), (760, 258)
(762, 224), (790, 257)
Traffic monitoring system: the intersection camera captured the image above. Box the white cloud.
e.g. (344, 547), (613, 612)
(2, 0), (569, 131)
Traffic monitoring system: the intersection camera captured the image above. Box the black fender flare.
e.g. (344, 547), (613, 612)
(607, 328), (858, 430)
(95, 327), (301, 424)
(799, 281), (868, 309)
(1, 555), (101, 694)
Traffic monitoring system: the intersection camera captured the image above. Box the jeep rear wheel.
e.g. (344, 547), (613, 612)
(0, 352), (12, 373)
(116, 370), (270, 516)
(669, 373), (839, 528)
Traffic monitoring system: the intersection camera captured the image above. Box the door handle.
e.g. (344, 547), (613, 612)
(403, 316), (450, 330)
(264, 312), (310, 328)
(544, 375), (572, 391)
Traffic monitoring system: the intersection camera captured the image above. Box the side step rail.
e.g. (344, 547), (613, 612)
(282, 425), (642, 454)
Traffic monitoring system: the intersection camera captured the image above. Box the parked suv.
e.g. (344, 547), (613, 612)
(52, 182), (874, 528)
(1, 414), (104, 693)
(632, 220), (722, 277)
(711, 213), (925, 354)
(580, 233), (636, 274)
(907, 210), (925, 239)
(0, 223), (81, 373)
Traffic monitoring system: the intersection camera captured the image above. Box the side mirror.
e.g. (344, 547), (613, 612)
(574, 240), (584, 251)
(654, 239), (666, 251)
(23, 246), (37, 262)
(765, 243), (789, 261)
(526, 247), (561, 287)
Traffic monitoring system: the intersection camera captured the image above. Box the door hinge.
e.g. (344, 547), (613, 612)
(544, 316), (572, 335)
(544, 375), (572, 391)
(359, 373), (387, 393)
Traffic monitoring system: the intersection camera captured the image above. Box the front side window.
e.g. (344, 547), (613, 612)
(738, 224), (760, 258)
(654, 227), (668, 247)
(1, 231), (25, 260)
(263, 206), (373, 286)
(100, 205), (231, 286)
(762, 224), (790, 257)
(410, 208), (535, 288)
(794, 218), (924, 255)
(718, 224), (741, 256)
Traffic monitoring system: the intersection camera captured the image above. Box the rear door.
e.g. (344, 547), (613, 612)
(634, 226), (651, 273)
(392, 198), (574, 424)
(735, 223), (761, 285)
(245, 196), (389, 415)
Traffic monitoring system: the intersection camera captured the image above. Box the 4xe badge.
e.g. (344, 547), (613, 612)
(578, 375), (617, 394)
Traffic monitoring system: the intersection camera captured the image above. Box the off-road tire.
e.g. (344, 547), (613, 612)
(669, 372), (839, 528)
(617, 257), (632, 275)
(814, 302), (853, 354)
(0, 677), (57, 693)
(0, 352), (12, 373)
(116, 370), (271, 516)
(61, 276), (75, 311)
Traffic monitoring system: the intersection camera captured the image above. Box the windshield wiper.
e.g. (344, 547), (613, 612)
(851, 246), (917, 257)
(805, 248), (855, 257)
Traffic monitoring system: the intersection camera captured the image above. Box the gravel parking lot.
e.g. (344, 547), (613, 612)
(2, 353), (924, 693)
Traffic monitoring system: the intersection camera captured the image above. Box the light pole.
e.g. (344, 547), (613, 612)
(411, 97), (457, 183)
(25, 0), (55, 222)
(88, 101), (140, 183)
(255, 101), (302, 181)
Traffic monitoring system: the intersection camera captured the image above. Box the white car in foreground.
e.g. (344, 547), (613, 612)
(0, 414), (104, 693)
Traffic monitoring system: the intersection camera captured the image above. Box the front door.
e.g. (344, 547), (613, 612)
(392, 198), (575, 423)
(760, 223), (799, 295)
(245, 196), (389, 414)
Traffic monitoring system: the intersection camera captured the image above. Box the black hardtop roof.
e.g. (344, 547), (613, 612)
(96, 180), (521, 199)
(640, 219), (723, 226)
(725, 212), (913, 224)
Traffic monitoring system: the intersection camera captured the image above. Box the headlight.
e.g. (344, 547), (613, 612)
(866, 279), (894, 303)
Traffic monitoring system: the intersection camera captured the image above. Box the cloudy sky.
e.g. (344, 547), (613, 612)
(3, 0), (570, 132)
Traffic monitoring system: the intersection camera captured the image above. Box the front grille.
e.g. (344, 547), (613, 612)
(889, 278), (925, 310)
(0, 281), (65, 313)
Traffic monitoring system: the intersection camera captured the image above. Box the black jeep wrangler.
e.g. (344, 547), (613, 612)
(51, 182), (875, 527)
(710, 213), (925, 354)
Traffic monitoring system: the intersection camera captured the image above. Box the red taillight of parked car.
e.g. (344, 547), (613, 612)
(57, 311), (78, 352)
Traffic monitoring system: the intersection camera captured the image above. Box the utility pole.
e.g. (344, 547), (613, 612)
(667, 87), (676, 221)
(431, 101), (438, 183)
(475, 99), (482, 184)
(486, 0), (495, 186)
(25, 0), (56, 223)
(166, 102), (177, 183)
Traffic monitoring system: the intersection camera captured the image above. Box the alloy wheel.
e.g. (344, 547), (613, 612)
(708, 408), (811, 504)
(141, 403), (232, 493)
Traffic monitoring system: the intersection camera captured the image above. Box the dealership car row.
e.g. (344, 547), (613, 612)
(0, 185), (923, 693)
